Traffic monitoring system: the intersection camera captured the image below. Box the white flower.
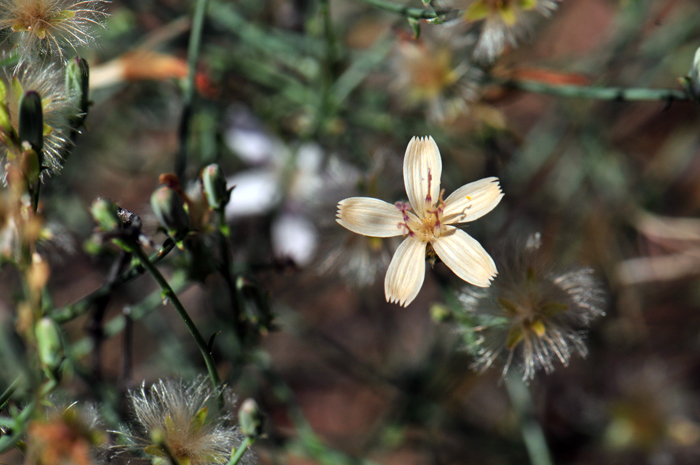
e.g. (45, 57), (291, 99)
(336, 136), (503, 307)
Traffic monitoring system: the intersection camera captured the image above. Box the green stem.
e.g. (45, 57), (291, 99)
(51, 239), (176, 324)
(501, 78), (690, 102)
(0, 401), (35, 454)
(355, 0), (443, 19)
(227, 437), (254, 465)
(505, 373), (553, 465)
(129, 244), (221, 391)
(177, 0), (210, 180)
(0, 377), (20, 409)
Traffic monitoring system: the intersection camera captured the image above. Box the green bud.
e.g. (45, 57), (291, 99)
(201, 163), (231, 210)
(35, 317), (64, 379)
(90, 197), (121, 232)
(150, 185), (190, 239)
(238, 398), (263, 439)
(65, 56), (90, 123)
(19, 91), (43, 153)
(408, 17), (421, 39)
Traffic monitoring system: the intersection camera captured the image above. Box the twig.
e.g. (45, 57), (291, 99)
(505, 373), (553, 465)
(129, 244), (222, 393)
(356, 0), (444, 19)
(51, 239), (176, 324)
(500, 78), (690, 102)
(176, 0), (210, 180)
(0, 377), (20, 409)
(227, 437), (254, 465)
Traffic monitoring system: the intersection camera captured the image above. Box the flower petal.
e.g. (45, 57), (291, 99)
(385, 236), (427, 307)
(432, 226), (497, 287)
(336, 197), (405, 237)
(442, 177), (503, 224)
(403, 136), (442, 218)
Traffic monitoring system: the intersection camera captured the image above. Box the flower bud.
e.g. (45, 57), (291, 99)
(35, 317), (64, 380)
(201, 164), (231, 210)
(238, 398), (263, 439)
(19, 91), (44, 154)
(90, 197), (121, 232)
(150, 185), (190, 239)
(65, 56), (90, 124)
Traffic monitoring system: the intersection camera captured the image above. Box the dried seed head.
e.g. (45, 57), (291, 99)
(115, 378), (256, 465)
(453, 233), (606, 381)
(0, 0), (108, 63)
(0, 63), (75, 176)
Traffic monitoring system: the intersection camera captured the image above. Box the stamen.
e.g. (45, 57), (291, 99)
(425, 168), (433, 204)
(395, 201), (414, 237)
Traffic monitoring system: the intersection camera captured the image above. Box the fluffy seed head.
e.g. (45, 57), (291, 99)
(445, 0), (560, 63)
(0, 63), (75, 175)
(391, 33), (480, 123)
(115, 378), (255, 465)
(453, 233), (606, 381)
(0, 0), (108, 62)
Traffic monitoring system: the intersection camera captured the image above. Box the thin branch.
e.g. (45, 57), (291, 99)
(356, 0), (444, 19)
(51, 239), (176, 324)
(176, 0), (211, 180)
(500, 78), (691, 102)
(129, 244), (222, 393)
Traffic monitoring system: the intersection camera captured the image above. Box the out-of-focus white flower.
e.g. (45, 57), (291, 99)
(223, 106), (327, 266)
(272, 212), (318, 266)
(337, 136), (503, 307)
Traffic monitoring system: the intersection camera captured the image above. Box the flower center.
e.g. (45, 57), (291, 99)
(395, 189), (446, 243)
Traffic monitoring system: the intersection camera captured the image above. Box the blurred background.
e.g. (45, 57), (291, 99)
(4, 0), (700, 463)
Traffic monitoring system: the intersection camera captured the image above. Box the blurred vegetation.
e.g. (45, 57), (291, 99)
(2, 0), (700, 464)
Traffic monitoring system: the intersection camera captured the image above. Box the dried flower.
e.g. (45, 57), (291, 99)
(454, 233), (606, 381)
(0, 64), (75, 175)
(115, 378), (254, 465)
(390, 31), (480, 123)
(25, 403), (106, 465)
(336, 136), (503, 307)
(0, 0), (108, 62)
(448, 0), (560, 63)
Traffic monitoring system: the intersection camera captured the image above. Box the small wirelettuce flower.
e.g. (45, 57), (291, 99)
(453, 233), (606, 381)
(336, 136), (503, 307)
(114, 378), (255, 465)
(447, 0), (560, 63)
(0, 0), (108, 62)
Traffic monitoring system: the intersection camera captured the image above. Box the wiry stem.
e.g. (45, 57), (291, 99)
(51, 239), (176, 324)
(177, 0), (211, 180)
(355, 0), (444, 19)
(505, 373), (554, 465)
(129, 244), (222, 392)
(500, 78), (690, 102)
(227, 437), (254, 465)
